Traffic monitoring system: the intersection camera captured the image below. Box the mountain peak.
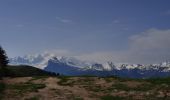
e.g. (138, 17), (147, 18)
(9, 55), (170, 78)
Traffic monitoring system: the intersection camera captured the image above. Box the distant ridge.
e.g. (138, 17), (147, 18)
(5, 65), (56, 77)
(10, 55), (170, 78)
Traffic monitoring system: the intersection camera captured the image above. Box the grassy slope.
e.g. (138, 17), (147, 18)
(0, 65), (56, 100)
(5, 65), (56, 77)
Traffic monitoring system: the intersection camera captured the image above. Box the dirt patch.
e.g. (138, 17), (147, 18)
(3, 77), (32, 84)
(123, 81), (143, 88)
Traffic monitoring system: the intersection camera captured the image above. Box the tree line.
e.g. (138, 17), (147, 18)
(0, 46), (9, 79)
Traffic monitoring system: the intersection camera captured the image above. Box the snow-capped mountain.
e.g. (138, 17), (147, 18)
(9, 54), (170, 78)
(10, 55), (118, 71)
(10, 54), (48, 69)
(9, 53), (93, 69)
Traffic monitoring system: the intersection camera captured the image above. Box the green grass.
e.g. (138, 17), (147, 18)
(110, 82), (154, 92)
(104, 78), (113, 83)
(146, 77), (170, 85)
(133, 83), (155, 91)
(108, 77), (170, 92)
(57, 76), (75, 86)
(88, 85), (103, 92)
(0, 83), (5, 93)
(78, 77), (94, 85)
(7, 82), (46, 95)
(111, 83), (130, 91)
(0, 82), (5, 99)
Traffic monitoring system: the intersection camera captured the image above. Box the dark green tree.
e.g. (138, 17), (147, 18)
(0, 46), (9, 78)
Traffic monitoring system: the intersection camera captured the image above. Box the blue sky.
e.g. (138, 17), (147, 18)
(1, 0), (170, 64)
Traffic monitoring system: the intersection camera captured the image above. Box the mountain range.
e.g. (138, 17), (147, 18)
(9, 53), (170, 78)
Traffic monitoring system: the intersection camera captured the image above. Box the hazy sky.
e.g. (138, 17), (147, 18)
(0, 0), (170, 64)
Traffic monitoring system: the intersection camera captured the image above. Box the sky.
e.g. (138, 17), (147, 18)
(0, 0), (170, 64)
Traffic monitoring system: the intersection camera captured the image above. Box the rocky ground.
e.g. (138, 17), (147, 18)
(1, 76), (170, 100)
